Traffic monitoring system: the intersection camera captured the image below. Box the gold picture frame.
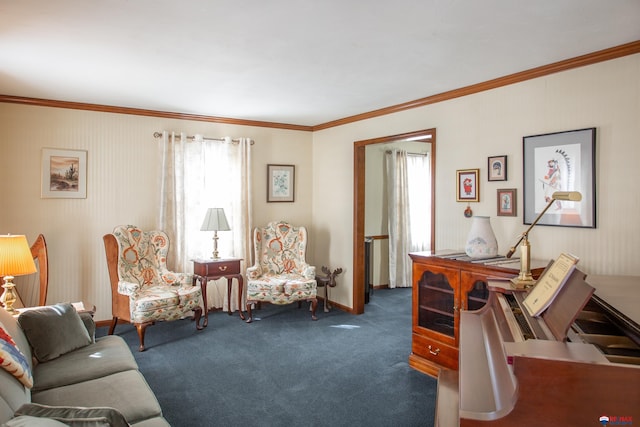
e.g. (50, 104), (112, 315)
(456, 169), (479, 202)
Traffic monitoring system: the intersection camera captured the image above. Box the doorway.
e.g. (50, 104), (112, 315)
(352, 129), (436, 314)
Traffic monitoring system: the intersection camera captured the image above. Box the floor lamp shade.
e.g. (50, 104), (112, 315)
(0, 235), (37, 313)
(200, 208), (231, 259)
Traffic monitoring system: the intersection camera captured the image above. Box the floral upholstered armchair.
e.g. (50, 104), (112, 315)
(103, 225), (203, 351)
(245, 221), (317, 322)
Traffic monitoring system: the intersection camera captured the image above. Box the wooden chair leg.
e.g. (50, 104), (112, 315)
(135, 322), (152, 352)
(310, 299), (318, 321)
(245, 302), (254, 323)
(108, 317), (118, 335)
(193, 307), (203, 330)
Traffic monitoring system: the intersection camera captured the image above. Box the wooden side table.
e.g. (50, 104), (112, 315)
(193, 258), (244, 326)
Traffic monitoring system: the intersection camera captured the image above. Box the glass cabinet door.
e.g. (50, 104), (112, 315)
(460, 271), (491, 312)
(417, 269), (457, 338)
(466, 279), (490, 311)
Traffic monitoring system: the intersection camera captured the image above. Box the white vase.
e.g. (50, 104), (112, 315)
(465, 216), (498, 258)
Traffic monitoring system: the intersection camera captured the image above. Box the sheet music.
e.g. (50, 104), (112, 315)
(523, 253), (579, 317)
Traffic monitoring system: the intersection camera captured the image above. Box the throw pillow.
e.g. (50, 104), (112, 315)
(13, 403), (129, 427)
(0, 319), (33, 388)
(18, 303), (92, 363)
(79, 312), (96, 343)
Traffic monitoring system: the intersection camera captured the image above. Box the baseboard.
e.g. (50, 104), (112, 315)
(95, 318), (121, 328)
(96, 298), (356, 327)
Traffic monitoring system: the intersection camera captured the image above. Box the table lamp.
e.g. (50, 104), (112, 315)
(200, 208), (231, 259)
(506, 191), (582, 289)
(0, 234), (37, 314)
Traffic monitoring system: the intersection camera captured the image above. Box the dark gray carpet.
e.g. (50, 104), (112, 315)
(97, 288), (437, 427)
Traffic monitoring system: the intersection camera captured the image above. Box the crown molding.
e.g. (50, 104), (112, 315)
(312, 40), (640, 131)
(0, 95), (313, 132)
(2, 40), (638, 132)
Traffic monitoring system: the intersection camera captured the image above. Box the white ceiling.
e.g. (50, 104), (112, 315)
(1, 1), (639, 127)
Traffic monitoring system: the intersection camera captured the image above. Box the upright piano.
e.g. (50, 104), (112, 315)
(436, 271), (640, 426)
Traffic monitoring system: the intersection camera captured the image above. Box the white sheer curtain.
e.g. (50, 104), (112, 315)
(386, 150), (431, 288)
(385, 149), (412, 288)
(407, 153), (431, 252)
(158, 131), (252, 312)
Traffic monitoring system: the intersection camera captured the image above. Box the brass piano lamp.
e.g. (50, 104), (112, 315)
(506, 191), (582, 289)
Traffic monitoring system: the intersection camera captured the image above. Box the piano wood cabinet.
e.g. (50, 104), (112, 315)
(409, 251), (543, 377)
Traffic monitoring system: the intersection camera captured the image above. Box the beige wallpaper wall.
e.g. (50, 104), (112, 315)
(312, 54), (640, 309)
(0, 105), (313, 321)
(1, 53), (638, 318)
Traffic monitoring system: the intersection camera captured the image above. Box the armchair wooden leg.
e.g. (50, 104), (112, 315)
(310, 299), (318, 321)
(135, 322), (153, 352)
(245, 303), (254, 323)
(193, 307), (204, 330)
(108, 317), (118, 335)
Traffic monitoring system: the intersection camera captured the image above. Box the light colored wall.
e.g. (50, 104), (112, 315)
(311, 54), (640, 309)
(371, 238), (389, 288)
(0, 104), (313, 321)
(2, 54), (638, 318)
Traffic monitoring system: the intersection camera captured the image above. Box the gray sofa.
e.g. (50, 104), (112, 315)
(0, 303), (169, 426)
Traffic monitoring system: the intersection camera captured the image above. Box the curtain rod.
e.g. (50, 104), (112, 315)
(153, 132), (254, 145)
(385, 150), (428, 157)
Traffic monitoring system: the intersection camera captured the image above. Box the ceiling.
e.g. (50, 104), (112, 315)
(1, 1), (639, 128)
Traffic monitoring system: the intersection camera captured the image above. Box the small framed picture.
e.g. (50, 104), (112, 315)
(456, 169), (479, 202)
(267, 164), (295, 202)
(488, 155), (507, 181)
(497, 188), (517, 216)
(41, 148), (87, 199)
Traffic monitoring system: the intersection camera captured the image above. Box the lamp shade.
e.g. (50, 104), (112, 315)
(0, 235), (37, 277)
(200, 208), (231, 232)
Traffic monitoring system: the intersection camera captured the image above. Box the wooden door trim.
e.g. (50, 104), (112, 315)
(353, 129), (436, 314)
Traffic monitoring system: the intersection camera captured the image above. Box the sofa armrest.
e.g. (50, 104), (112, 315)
(12, 403), (129, 427)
